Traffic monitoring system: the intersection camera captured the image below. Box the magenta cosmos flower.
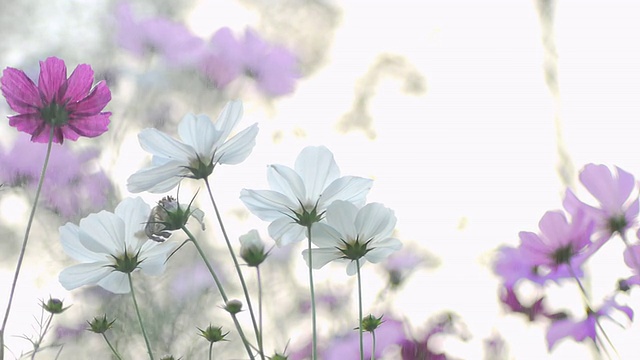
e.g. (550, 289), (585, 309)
(1, 57), (111, 144)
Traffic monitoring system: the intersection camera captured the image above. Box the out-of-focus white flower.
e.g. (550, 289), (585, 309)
(58, 197), (177, 294)
(127, 100), (258, 193)
(302, 200), (402, 275)
(240, 146), (372, 246)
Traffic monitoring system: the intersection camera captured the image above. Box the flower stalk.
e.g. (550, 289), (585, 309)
(356, 259), (364, 360)
(128, 273), (154, 360)
(306, 225), (318, 360)
(0, 127), (55, 360)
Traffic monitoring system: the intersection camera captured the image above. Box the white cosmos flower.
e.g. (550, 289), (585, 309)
(302, 200), (402, 276)
(58, 197), (177, 294)
(127, 100), (258, 193)
(240, 146), (373, 246)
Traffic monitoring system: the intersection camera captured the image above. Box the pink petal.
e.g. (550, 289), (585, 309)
(1, 67), (43, 112)
(65, 113), (111, 138)
(62, 64), (94, 103)
(8, 113), (47, 142)
(614, 166), (636, 208)
(38, 57), (67, 103)
(66, 81), (111, 115)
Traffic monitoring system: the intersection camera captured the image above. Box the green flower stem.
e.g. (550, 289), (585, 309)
(208, 342), (213, 360)
(101, 333), (123, 360)
(0, 128), (55, 360)
(568, 265), (618, 358)
(181, 226), (255, 360)
(356, 259), (364, 360)
(30, 312), (54, 360)
(256, 267), (263, 354)
(204, 178), (264, 360)
(371, 331), (377, 360)
(127, 273), (154, 360)
(306, 225), (318, 360)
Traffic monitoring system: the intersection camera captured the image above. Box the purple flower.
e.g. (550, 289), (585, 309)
(400, 313), (469, 360)
(1, 57), (111, 144)
(493, 244), (580, 287)
(198, 27), (299, 97)
(499, 286), (563, 322)
(0, 134), (111, 218)
(383, 247), (435, 287)
(114, 2), (204, 66)
(546, 296), (633, 351)
(563, 164), (639, 237)
(518, 210), (595, 277)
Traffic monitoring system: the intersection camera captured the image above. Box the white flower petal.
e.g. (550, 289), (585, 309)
(115, 197), (151, 250)
(97, 272), (131, 294)
(239, 229), (263, 248)
(295, 146), (340, 201)
(269, 217), (305, 246)
(267, 164), (306, 205)
(365, 238), (403, 263)
(356, 203), (396, 242)
(59, 223), (105, 262)
(178, 113), (217, 159)
(139, 241), (177, 276)
(215, 123), (258, 165)
(78, 211), (125, 255)
(127, 160), (191, 193)
(214, 100), (243, 143)
(310, 223), (344, 247)
(240, 189), (298, 221)
(346, 259), (365, 276)
(320, 176), (373, 209)
(59, 262), (113, 291)
(302, 248), (342, 270)
(138, 128), (194, 161)
(324, 200), (358, 241)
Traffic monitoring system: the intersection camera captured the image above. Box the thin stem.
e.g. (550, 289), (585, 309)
(208, 342), (213, 360)
(101, 333), (123, 360)
(204, 178), (263, 360)
(182, 226), (255, 360)
(306, 225), (318, 360)
(127, 273), (154, 360)
(371, 331), (377, 360)
(568, 265), (618, 359)
(0, 128), (55, 360)
(30, 312), (54, 360)
(256, 267), (263, 354)
(356, 259), (364, 360)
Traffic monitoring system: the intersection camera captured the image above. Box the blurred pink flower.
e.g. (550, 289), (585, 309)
(564, 164), (639, 237)
(114, 2), (205, 66)
(546, 296), (633, 351)
(199, 27), (299, 97)
(0, 134), (111, 218)
(322, 318), (408, 360)
(493, 244), (579, 287)
(1, 57), (111, 144)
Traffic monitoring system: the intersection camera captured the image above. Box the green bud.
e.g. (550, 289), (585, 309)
(87, 315), (116, 334)
(239, 230), (268, 267)
(270, 354), (288, 360)
(198, 325), (229, 343)
(41, 297), (69, 314)
(224, 299), (243, 315)
(359, 314), (384, 332)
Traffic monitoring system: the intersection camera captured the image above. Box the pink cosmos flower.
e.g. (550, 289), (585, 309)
(518, 210), (595, 277)
(0, 134), (111, 218)
(400, 312), (469, 360)
(1, 57), (111, 144)
(499, 286), (564, 322)
(563, 164), (639, 237)
(493, 244), (580, 286)
(546, 296), (633, 351)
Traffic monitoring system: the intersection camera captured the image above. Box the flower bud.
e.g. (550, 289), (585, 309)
(198, 325), (229, 343)
(224, 299), (243, 315)
(41, 297), (69, 314)
(145, 195), (205, 242)
(239, 230), (268, 267)
(360, 314), (384, 332)
(87, 315), (116, 334)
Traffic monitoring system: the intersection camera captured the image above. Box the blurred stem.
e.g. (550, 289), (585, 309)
(0, 127), (55, 360)
(30, 312), (54, 360)
(569, 265), (618, 359)
(306, 225), (318, 360)
(356, 259), (364, 360)
(128, 273), (154, 360)
(182, 226), (255, 360)
(256, 267), (263, 354)
(101, 333), (123, 360)
(204, 178), (263, 360)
